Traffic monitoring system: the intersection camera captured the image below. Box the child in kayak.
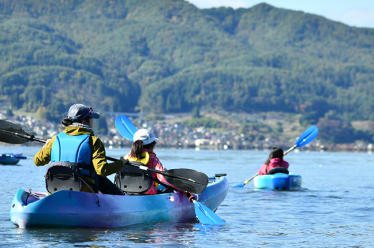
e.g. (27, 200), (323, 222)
(258, 147), (289, 175)
(124, 129), (170, 195)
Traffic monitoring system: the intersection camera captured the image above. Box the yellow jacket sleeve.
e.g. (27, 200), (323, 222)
(91, 136), (123, 176)
(33, 136), (56, 166)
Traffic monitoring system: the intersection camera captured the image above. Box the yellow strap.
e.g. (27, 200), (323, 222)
(126, 152), (150, 165)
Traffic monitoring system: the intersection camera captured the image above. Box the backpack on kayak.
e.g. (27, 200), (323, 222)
(268, 167), (289, 175)
(45, 162), (98, 193)
(114, 162), (153, 195)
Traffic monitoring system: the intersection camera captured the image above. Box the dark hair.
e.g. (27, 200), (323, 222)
(62, 116), (91, 127)
(130, 141), (156, 159)
(265, 147), (284, 165)
(62, 117), (73, 127)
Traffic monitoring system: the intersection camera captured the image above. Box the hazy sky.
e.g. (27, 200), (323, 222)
(185, 0), (374, 28)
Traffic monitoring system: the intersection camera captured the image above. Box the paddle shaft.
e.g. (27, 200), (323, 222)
(284, 145), (296, 155)
(244, 174), (258, 184)
(126, 161), (203, 185)
(0, 128), (46, 143)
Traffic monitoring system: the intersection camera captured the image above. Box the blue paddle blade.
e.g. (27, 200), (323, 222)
(115, 115), (138, 141)
(193, 200), (225, 225)
(232, 183), (245, 188)
(295, 125), (319, 148)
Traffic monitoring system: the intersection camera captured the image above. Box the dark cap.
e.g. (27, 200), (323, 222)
(67, 104), (100, 122)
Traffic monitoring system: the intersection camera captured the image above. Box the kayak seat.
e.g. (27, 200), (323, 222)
(268, 167), (289, 175)
(45, 162), (95, 193)
(114, 164), (153, 195)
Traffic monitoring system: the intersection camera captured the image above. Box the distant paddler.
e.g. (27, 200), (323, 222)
(257, 147), (289, 175)
(233, 126), (319, 188)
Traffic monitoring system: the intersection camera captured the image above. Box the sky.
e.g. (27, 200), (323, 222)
(185, 0), (374, 28)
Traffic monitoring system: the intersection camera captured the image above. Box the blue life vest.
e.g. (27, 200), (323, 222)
(51, 132), (93, 176)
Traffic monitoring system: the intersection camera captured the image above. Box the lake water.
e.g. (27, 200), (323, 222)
(1, 146), (374, 247)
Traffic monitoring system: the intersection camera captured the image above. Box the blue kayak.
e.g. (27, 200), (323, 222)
(10, 175), (228, 228)
(0, 153), (27, 165)
(253, 173), (302, 190)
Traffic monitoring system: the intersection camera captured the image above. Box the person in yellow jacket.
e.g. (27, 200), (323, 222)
(124, 129), (195, 200)
(125, 129), (170, 194)
(34, 103), (124, 195)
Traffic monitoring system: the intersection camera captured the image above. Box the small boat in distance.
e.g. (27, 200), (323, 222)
(0, 153), (27, 165)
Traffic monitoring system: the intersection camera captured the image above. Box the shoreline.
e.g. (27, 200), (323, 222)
(1, 111), (373, 154)
(2, 142), (372, 154)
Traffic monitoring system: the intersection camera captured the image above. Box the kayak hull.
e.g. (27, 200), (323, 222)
(10, 176), (228, 228)
(0, 157), (20, 165)
(0, 153), (26, 165)
(253, 173), (302, 190)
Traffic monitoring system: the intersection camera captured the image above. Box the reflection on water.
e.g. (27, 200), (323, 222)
(9, 222), (226, 248)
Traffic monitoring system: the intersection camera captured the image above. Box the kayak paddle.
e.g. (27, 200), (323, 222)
(284, 125), (319, 155)
(233, 125), (319, 188)
(232, 174), (258, 188)
(114, 115), (225, 225)
(0, 119), (210, 194)
(0, 120), (45, 144)
(192, 199), (225, 225)
(115, 115), (137, 141)
(125, 161), (208, 194)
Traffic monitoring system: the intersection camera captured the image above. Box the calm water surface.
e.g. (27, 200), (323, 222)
(0, 146), (373, 247)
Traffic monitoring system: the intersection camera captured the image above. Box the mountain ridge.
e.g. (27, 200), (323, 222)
(0, 0), (373, 125)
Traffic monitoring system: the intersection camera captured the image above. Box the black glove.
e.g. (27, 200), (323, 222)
(120, 157), (130, 165)
(185, 192), (196, 202)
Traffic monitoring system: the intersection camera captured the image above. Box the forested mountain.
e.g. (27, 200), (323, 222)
(0, 0), (374, 124)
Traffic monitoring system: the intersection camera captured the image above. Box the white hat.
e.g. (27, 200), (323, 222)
(133, 129), (158, 145)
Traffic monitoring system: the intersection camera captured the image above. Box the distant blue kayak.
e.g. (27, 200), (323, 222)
(253, 173), (302, 190)
(0, 153), (26, 165)
(10, 175), (228, 228)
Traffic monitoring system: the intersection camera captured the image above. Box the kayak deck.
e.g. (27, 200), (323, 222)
(10, 175), (228, 228)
